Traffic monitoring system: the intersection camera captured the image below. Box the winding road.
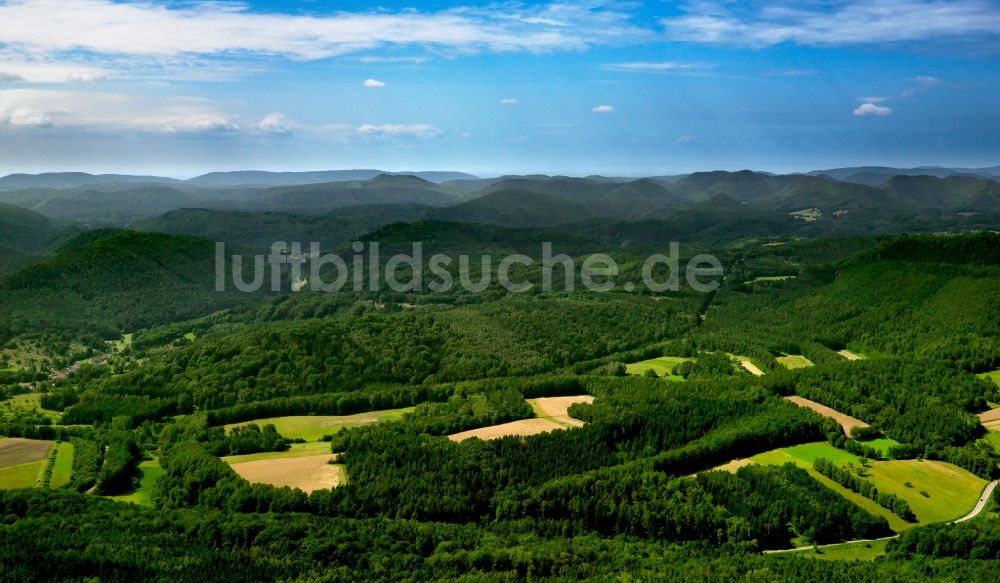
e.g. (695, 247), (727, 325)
(763, 479), (999, 555)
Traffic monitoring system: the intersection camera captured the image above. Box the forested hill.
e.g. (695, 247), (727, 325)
(0, 230), (265, 341)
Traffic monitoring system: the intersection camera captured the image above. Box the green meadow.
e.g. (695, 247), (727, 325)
(625, 356), (691, 381)
(223, 408), (414, 442)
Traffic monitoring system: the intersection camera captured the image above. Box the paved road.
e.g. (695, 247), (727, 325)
(763, 479), (999, 555)
(953, 480), (998, 523)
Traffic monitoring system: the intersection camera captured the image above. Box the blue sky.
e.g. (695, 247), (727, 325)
(0, 0), (998, 177)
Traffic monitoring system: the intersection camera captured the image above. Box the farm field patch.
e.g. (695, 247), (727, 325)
(977, 370), (1000, 388)
(48, 441), (74, 488)
(838, 349), (864, 361)
(0, 438), (53, 468)
(527, 395), (593, 428)
(230, 454), (345, 493)
(224, 408), (414, 442)
(221, 441), (331, 464)
(448, 418), (567, 442)
(776, 354), (814, 369)
(625, 356), (690, 381)
(784, 396), (869, 435)
(855, 437), (903, 457)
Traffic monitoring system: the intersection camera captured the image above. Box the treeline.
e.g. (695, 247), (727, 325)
(813, 457), (916, 521)
(3, 488), (1000, 582)
(888, 518), (1000, 560)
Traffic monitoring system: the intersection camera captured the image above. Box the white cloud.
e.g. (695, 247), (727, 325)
(676, 134), (696, 143)
(363, 78), (386, 89)
(853, 102), (893, 117)
(0, 88), (238, 132)
(257, 112), (298, 135)
(356, 123), (441, 138)
(662, 0), (1000, 48)
(0, 0), (650, 64)
(604, 62), (705, 73)
(500, 98), (518, 104)
(592, 104), (614, 113)
(858, 96), (890, 104)
(0, 72), (24, 82)
(66, 70), (108, 83)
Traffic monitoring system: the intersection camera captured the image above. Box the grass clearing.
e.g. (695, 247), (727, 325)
(109, 460), (163, 506)
(805, 539), (889, 561)
(862, 460), (986, 524)
(0, 393), (63, 424)
(856, 437), (903, 457)
(449, 418), (567, 442)
(776, 354), (814, 370)
(751, 443), (987, 527)
(528, 395), (593, 428)
(784, 396), (869, 435)
(221, 441), (332, 464)
(745, 275), (797, 284)
(223, 408), (413, 442)
(838, 349), (864, 361)
(0, 460), (46, 489)
(49, 441), (74, 488)
(230, 454), (345, 493)
(625, 356), (690, 381)
(977, 430), (1000, 453)
(733, 356), (764, 376)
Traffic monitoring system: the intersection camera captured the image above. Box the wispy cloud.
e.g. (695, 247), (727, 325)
(66, 70), (108, 83)
(356, 123), (442, 138)
(0, 0), (651, 82)
(592, 104), (614, 113)
(257, 112), (298, 135)
(604, 61), (707, 73)
(0, 72), (24, 82)
(363, 78), (386, 89)
(500, 98), (518, 104)
(662, 0), (1000, 49)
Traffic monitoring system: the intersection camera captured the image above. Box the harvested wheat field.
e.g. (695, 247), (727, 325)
(0, 438), (52, 468)
(838, 349), (863, 361)
(785, 396), (869, 435)
(528, 395), (594, 428)
(979, 407), (1000, 430)
(449, 418), (566, 442)
(230, 454), (346, 493)
(704, 458), (754, 475)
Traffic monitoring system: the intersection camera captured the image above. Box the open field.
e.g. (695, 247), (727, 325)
(0, 393), (63, 423)
(528, 395), (593, 428)
(784, 396), (869, 435)
(625, 356), (690, 381)
(856, 437), (903, 457)
(0, 438), (54, 468)
(449, 418), (568, 442)
(863, 460), (986, 524)
(792, 539), (890, 561)
(978, 406), (1000, 431)
(776, 354), (814, 369)
(838, 349), (864, 361)
(750, 442), (987, 526)
(49, 441), (74, 488)
(0, 461), (45, 489)
(221, 441), (332, 464)
(109, 460), (164, 506)
(230, 454), (345, 493)
(978, 430), (1000, 453)
(224, 407), (413, 442)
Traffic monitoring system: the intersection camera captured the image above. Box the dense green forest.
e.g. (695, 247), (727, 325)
(3, 226), (1000, 581)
